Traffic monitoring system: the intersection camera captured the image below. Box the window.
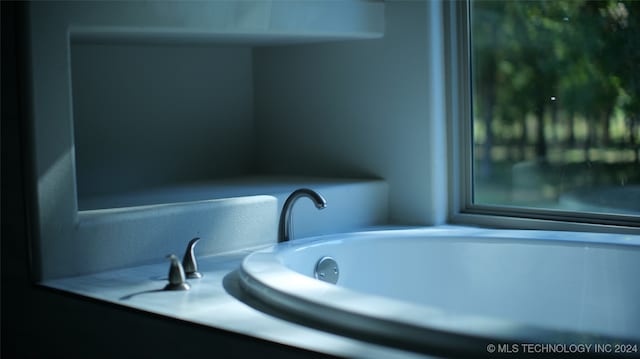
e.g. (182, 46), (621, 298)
(447, 1), (640, 230)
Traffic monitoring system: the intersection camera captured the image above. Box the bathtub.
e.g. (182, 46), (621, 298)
(239, 227), (640, 357)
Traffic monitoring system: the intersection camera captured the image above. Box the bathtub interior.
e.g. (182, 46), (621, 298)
(272, 231), (640, 341)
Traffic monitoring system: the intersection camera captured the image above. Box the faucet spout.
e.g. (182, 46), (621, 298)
(278, 188), (327, 243)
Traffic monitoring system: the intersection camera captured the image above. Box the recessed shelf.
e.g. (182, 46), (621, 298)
(74, 176), (388, 276)
(26, 0), (388, 280)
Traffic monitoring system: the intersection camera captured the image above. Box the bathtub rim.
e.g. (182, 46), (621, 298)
(238, 227), (640, 356)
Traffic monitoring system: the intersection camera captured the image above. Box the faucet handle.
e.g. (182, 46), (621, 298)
(164, 254), (190, 291)
(182, 237), (202, 279)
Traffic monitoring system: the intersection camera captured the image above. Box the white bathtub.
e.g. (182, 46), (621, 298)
(239, 227), (640, 357)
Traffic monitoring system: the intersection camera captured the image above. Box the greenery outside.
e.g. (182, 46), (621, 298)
(471, 0), (640, 215)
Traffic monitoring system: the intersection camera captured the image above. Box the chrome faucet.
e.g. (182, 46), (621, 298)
(278, 188), (327, 243)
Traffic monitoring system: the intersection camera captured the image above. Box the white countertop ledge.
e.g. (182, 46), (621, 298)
(41, 225), (639, 358)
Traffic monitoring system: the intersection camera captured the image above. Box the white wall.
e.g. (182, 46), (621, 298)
(254, 1), (445, 225)
(71, 43), (255, 199)
(26, 0), (437, 280)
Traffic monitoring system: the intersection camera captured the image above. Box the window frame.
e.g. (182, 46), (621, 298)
(444, 0), (640, 235)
